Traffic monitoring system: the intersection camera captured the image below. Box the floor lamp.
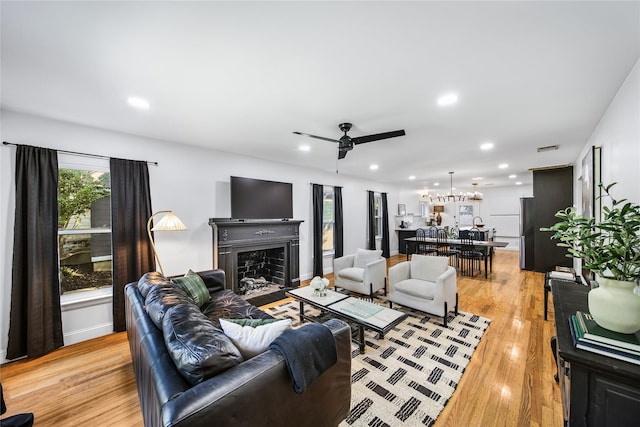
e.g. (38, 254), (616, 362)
(147, 210), (187, 276)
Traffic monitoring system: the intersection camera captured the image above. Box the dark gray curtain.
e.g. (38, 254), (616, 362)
(110, 158), (154, 332)
(367, 190), (376, 250)
(312, 184), (324, 277)
(334, 186), (343, 258)
(7, 145), (63, 359)
(381, 192), (390, 258)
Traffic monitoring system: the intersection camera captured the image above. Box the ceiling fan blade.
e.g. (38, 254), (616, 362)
(292, 131), (341, 143)
(338, 148), (348, 159)
(352, 129), (406, 145)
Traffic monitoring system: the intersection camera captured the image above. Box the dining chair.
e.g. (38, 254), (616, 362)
(469, 228), (490, 273)
(458, 236), (484, 276)
(436, 229), (458, 267)
(415, 228), (437, 256)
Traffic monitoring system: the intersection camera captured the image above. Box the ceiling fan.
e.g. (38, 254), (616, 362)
(293, 122), (406, 159)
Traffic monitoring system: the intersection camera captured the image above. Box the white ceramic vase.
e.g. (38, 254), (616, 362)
(588, 276), (640, 334)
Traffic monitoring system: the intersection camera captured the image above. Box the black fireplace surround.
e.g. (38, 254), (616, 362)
(208, 218), (303, 292)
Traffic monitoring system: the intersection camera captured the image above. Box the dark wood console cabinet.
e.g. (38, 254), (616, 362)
(551, 280), (640, 426)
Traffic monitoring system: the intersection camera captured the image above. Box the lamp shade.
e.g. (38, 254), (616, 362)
(433, 205), (445, 213)
(151, 212), (187, 231)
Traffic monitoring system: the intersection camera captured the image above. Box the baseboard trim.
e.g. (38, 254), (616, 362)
(64, 322), (113, 346)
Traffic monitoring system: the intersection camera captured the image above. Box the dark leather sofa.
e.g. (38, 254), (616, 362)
(124, 269), (352, 427)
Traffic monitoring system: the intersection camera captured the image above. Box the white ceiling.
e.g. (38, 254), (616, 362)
(2, 1), (639, 193)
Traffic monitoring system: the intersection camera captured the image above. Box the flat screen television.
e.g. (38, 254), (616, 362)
(230, 176), (293, 220)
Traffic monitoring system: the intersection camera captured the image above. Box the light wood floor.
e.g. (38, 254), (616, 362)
(0, 250), (563, 426)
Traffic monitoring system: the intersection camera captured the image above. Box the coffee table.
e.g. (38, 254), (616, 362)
(286, 286), (408, 354)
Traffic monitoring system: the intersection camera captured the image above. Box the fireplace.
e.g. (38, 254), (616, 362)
(236, 247), (285, 293)
(208, 218), (303, 293)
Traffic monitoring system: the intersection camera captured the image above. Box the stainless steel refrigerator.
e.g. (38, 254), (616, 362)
(520, 197), (535, 270)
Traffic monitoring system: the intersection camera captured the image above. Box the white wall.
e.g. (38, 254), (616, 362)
(478, 185), (534, 250)
(576, 58), (640, 207)
(570, 58), (640, 274)
(0, 110), (403, 362)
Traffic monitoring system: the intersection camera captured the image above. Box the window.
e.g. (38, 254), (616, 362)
(58, 160), (112, 294)
(374, 193), (383, 238)
(322, 186), (334, 252)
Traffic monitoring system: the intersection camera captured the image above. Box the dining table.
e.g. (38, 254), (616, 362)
(404, 236), (509, 278)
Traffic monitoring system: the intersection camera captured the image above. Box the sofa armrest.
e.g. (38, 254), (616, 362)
(333, 254), (355, 275)
(363, 257), (387, 291)
(162, 319), (352, 427)
(389, 261), (411, 291)
(435, 266), (457, 302)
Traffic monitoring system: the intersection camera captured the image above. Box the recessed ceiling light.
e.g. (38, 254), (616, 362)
(370, 164), (379, 170)
(437, 93), (458, 106)
(515, 181), (522, 185)
(480, 142), (494, 150)
(299, 145), (310, 152)
(472, 177), (483, 180)
(509, 174), (516, 179)
(127, 96), (150, 110)
(408, 175), (416, 180)
(499, 163), (509, 169)
(433, 182), (440, 186)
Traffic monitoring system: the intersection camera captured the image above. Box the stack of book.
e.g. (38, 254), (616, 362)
(568, 311), (640, 365)
(550, 267), (576, 282)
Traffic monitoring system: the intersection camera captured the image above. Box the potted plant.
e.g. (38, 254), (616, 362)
(544, 182), (640, 333)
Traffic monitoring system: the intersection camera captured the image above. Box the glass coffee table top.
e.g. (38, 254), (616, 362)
(286, 286), (408, 354)
(286, 286), (349, 307)
(328, 297), (406, 330)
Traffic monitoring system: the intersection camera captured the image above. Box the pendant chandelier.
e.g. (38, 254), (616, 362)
(424, 171), (483, 203)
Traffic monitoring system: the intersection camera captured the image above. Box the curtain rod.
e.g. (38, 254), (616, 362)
(2, 141), (158, 166)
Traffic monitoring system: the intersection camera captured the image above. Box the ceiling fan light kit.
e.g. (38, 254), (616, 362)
(293, 122), (406, 159)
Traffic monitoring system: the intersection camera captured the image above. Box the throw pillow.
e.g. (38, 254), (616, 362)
(219, 318), (292, 359)
(411, 254), (448, 282)
(353, 248), (383, 268)
(171, 270), (210, 307)
(222, 318), (282, 327)
(163, 304), (244, 385)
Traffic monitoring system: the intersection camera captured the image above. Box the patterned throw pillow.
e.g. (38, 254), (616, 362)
(171, 270), (210, 307)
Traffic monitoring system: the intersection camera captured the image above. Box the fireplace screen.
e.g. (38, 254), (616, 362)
(236, 247), (285, 296)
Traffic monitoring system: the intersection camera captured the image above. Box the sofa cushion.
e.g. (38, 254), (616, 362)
(394, 278), (436, 300)
(353, 248), (382, 268)
(220, 318), (292, 359)
(145, 283), (195, 329)
(163, 304), (244, 386)
(201, 289), (274, 329)
(337, 267), (364, 282)
(410, 255), (448, 283)
(196, 269), (225, 293)
(171, 270), (210, 307)
(138, 271), (169, 298)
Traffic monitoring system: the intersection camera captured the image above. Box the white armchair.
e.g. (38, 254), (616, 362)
(388, 255), (458, 327)
(333, 248), (387, 300)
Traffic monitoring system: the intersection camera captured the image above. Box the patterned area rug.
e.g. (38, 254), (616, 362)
(265, 301), (491, 426)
